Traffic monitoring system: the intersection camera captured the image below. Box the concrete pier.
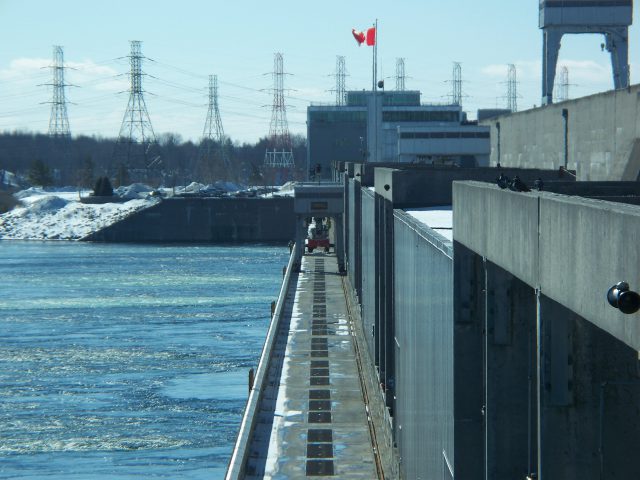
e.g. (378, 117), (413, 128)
(227, 252), (386, 478)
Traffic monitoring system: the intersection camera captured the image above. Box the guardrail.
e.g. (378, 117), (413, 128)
(225, 246), (297, 479)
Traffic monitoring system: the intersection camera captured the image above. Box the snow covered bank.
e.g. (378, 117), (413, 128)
(0, 188), (158, 241)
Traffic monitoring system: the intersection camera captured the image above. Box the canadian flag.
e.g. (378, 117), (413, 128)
(352, 27), (376, 46)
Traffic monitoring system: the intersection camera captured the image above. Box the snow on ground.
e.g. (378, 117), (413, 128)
(404, 206), (453, 241)
(0, 188), (158, 241)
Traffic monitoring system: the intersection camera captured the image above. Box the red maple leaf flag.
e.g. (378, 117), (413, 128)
(352, 28), (366, 46)
(352, 27), (376, 47)
(366, 27), (376, 46)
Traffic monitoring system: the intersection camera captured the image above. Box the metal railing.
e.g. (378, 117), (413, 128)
(225, 246), (297, 479)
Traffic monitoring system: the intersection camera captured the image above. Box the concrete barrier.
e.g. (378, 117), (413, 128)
(481, 85), (640, 181)
(83, 196), (296, 243)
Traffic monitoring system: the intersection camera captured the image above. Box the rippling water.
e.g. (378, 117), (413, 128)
(0, 242), (288, 479)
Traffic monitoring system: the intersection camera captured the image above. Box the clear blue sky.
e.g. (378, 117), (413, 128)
(1, 0), (639, 144)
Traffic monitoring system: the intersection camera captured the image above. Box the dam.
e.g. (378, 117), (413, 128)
(223, 83), (640, 479)
(225, 165), (640, 479)
(59, 3), (639, 476)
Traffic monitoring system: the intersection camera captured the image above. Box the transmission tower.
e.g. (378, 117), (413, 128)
(264, 52), (294, 170)
(46, 46), (71, 137)
(200, 75), (228, 169)
(507, 64), (518, 112)
(396, 58), (406, 91)
(451, 62), (462, 106)
(114, 40), (158, 175)
(332, 55), (347, 105)
(555, 66), (570, 102)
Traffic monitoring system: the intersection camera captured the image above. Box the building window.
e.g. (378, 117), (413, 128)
(382, 110), (459, 122)
(310, 111), (367, 124)
(400, 130), (490, 139)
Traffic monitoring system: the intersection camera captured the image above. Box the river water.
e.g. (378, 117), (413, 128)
(0, 242), (288, 479)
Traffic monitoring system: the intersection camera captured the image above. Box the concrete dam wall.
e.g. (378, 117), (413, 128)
(342, 162), (640, 479)
(83, 197), (296, 243)
(481, 84), (640, 181)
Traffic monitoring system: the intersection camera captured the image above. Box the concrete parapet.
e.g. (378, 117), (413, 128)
(374, 166), (573, 208)
(454, 180), (640, 351)
(539, 193), (640, 350)
(482, 84), (640, 181)
(453, 181), (540, 287)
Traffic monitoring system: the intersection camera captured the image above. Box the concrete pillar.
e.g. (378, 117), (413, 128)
(343, 178), (350, 270)
(376, 195), (387, 389)
(348, 180), (363, 300)
(294, 214), (305, 267)
(484, 262), (537, 479)
(361, 190), (379, 369)
(334, 213), (345, 272)
(453, 242), (485, 479)
(381, 198), (395, 413)
(542, 29), (562, 105)
(537, 294), (640, 480)
(606, 27), (630, 90)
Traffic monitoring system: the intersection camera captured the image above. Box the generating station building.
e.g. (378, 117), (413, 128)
(306, 90), (497, 180)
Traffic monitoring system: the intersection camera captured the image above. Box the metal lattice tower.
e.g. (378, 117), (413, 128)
(334, 56), (347, 106)
(396, 58), (406, 91)
(200, 74), (228, 167)
(555, 66), (570, 102)
(264, 52), (294, 169)
(507, 64), (518, 112)
(451, 62), (462, 106)
(114, 40), (157, 170)
(47, 46), (71, 137)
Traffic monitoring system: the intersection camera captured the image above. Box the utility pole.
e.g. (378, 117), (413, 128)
(507, 63), (518, 112)
(396, 57), (406, 91)
(114, 40), (158, 182)
(46, 46), (71, 137)
(200, 74), (228, 179)
(264, 52), (294, 181)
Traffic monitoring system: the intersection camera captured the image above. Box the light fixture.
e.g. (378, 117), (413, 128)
(607, 281), (640, 314)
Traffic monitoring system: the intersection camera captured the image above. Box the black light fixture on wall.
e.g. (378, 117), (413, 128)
(607, 281), (640, 314)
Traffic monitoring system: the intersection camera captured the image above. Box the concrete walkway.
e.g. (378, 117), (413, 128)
(245, 253), (379, 479)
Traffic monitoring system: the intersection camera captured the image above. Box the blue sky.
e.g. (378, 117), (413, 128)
(1, 0), (639, 143)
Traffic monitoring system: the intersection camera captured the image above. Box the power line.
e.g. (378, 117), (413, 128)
(45, 46), (71, 137)
(507, 63), (518, 112)
(113, 40), (159, 176)
(264, 52), (294, 171)
(329, 55), (347, 106)
(450, 62), (462, 106)
(396, 58), (406, 91)
(200, 74), (229, 171)
(555, 66), (570, 102)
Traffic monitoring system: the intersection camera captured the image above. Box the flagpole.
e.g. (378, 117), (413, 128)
(372, 19), (378, 91)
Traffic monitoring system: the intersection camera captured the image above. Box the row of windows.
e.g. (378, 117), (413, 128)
(346, 91), (421, 107)
(310, 111), (367, 124)
(400, 131), (490, 139)
(382, 111), (459, 123)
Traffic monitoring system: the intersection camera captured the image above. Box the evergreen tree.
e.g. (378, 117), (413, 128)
(92, 176), (113, 196)
(27, 159), (54, 187)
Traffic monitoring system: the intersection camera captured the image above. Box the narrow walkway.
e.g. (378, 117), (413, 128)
(246, 253), (379, 479)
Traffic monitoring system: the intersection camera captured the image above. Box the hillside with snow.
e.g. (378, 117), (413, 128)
(0, 187), (158, 241)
